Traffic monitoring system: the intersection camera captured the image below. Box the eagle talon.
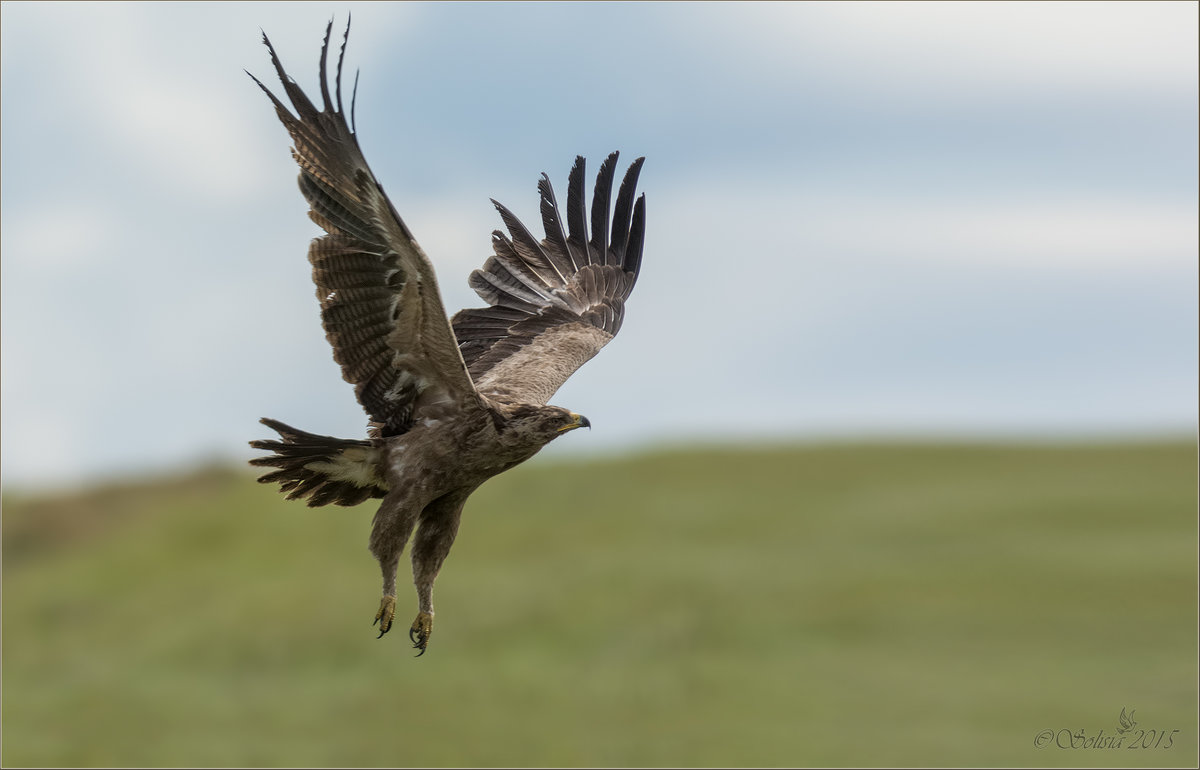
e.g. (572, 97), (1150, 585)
(410, 611), (433, 655)
(374, 595), (396, 638)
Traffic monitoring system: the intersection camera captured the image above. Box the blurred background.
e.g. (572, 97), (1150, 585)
(2, 1), (1196, 767)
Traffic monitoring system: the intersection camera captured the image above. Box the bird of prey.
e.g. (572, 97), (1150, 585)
(247, 21), (646, 655)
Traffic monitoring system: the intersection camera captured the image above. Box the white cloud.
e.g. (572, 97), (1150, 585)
(1, 2), (416, 205)
(872, 197), (1199, 270)
(687, 1), (1198, 96)
(657, 185), (1199, 272)
(0, 202), (117, 273)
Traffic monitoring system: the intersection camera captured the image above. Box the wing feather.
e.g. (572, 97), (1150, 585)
(250, 20), (478, 435)
(565, 157), (592, 266)
(589, 154), (617, 265)
(609, 156), (644, 259)
(451, 152), (646, 405)
(491, 201), (568, 288)
(469, 260), (549, 310)
(624, 195), (647, 281)
(538, 174), (577, 275)
(480, 232), (561, 305)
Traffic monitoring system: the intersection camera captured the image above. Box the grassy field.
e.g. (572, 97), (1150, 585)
(3, 441), (1196, 767)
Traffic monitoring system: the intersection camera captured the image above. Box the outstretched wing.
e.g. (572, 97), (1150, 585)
(249, 21), (478, 435)
(451, 152), (645, 405)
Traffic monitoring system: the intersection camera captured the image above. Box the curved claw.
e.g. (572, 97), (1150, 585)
(410, 611), (433, 656)
(373, 595), (396, 639)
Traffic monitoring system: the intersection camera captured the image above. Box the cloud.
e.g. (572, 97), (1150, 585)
(1, 2), (414, 205)
(659, 185), (1199, 272)
(684, 1), (1198, 97)
(0, 201), (118, 273)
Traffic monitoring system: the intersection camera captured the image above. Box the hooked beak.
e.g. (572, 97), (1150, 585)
(558, 412), (591, 432)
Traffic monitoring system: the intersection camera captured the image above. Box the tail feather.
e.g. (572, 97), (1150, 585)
(249, 418), (387, 507)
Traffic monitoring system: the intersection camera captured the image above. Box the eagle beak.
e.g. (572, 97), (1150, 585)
(559, 413), (591, 432)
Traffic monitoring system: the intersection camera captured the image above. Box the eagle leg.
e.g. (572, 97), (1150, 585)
(368, 485), (421, 640)
(373, 595), (396, 638)
(403, 491), (467, 656)
(409, 612), (433, 656)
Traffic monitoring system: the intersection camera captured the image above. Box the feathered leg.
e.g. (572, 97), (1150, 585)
(368, 487), (421, 638)
(407, 490), (470, 655)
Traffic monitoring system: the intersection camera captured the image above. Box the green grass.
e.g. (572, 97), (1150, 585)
(3, 441), (1196, 767)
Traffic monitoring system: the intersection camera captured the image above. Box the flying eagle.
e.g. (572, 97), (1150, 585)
(247, 21), (646, 655)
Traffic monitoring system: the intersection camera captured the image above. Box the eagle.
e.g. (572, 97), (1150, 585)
(247, 21), (646, 655)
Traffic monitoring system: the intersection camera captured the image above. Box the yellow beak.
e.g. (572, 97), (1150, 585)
(557, 413), (592, 432)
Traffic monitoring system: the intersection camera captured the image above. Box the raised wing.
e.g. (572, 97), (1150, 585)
(451, 152), (645, 405)
(249, 21), (478, 435)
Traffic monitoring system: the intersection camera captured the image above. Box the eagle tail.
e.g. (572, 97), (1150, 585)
(249, 418), (388, 507)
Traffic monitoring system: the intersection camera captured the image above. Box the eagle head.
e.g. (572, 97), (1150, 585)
(495, 404), (590, 448)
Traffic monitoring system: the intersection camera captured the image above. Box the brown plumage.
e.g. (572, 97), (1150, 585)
(247, 20), (646, 655)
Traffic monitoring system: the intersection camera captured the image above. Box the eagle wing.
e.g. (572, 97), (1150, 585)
(451, 153), (646, 405)
(250, 22), (478, 435)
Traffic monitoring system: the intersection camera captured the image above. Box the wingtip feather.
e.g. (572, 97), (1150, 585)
(609, 156), (645, 257)
(335, 15), (352, 113)
(318, 19), (335, 112)
(589, 152), (619, 264)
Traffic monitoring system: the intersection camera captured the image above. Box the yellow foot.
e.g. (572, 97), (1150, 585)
(409, 611), (433, 656)
(373, 595), (396, 638)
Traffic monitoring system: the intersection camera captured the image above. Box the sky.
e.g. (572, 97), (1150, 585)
(2, 1), (1197, 488)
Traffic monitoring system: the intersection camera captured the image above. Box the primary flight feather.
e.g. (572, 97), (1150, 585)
(248, 20), (646, 654)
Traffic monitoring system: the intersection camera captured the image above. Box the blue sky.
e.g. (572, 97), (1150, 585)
(2, 1), (1197, 487)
